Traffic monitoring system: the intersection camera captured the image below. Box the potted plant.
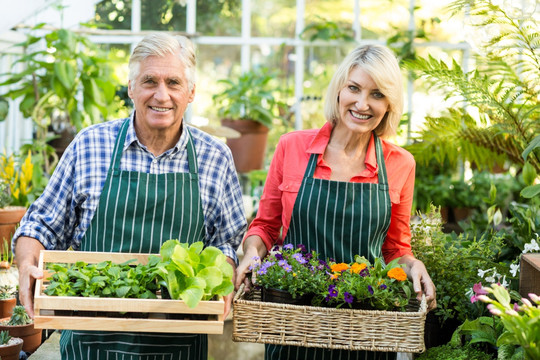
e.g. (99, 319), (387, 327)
(0, 150), (38, 255)
(0, 25), (119, 171)
(212, 68), (286, 173)
(251, 244), (329, 305)
(0, 305), (42, 354)
(0, 284), (16, 319)
(0, 330), (23, 360)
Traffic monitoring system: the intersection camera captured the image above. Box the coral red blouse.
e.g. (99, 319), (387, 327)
(246, 122), (415, 263)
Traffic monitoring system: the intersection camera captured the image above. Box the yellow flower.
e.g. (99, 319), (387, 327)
(387, 267), (407, 281)
(330, 263), (349, 272)
(350, 262), (367, 274)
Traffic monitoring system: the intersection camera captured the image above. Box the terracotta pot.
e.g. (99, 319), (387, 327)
(0, 299), (16, 319)
(221, 119), (269, 173)
(0, 206), (26, 255)
(0, 322), (42, 354)
(0, 336), (23, 360)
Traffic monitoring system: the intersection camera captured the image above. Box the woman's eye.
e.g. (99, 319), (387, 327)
(348, 85), (359, 92)
(373, 91), (385, 99)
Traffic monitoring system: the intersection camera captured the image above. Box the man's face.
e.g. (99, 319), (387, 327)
(128, 52), (195, 133)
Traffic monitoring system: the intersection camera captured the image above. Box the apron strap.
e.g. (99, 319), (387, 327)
(303, 132), (389, 190)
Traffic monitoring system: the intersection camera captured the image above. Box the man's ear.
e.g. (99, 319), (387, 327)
(127, 80), (133, 99)
(188, 83), (196, 103)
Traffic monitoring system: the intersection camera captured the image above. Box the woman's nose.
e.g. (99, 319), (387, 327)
(355, 97), (369, 111)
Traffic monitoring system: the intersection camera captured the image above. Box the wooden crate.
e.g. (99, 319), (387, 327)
(34, 250), (224, 334)
(520, 253), (540, 297)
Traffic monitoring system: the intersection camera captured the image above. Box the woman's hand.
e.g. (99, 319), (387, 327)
(235, 236), (267, 291)
(399, 255), (437, 311)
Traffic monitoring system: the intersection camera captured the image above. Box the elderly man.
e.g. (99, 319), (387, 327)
(14, 32), (246, 359)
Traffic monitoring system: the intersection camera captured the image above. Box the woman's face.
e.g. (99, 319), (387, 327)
(336, 67), (389, 134)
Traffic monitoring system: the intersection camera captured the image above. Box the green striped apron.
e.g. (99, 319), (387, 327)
(60, 119), (208, 360)
(266, 134), (395, 360)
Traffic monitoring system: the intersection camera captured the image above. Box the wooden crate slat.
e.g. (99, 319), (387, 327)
(34, 316), (224, 334)
(35, 296), (224, 314)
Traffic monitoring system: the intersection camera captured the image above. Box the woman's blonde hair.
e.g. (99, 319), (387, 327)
(128, 33), (196, 91)
(323, 44), (403, 137)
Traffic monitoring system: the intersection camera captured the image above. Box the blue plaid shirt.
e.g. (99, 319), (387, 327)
(14, 116), (247, 263)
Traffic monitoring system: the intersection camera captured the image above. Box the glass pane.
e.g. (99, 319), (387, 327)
(196, 1), (242, 36)
(251, 0), (296, 38)
(303, 0), (355, 41)
(192, 44), (242, 122)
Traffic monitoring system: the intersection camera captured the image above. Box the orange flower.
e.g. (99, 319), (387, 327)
(330, 273), (339, 280)
(330, 263), (349, 272)
(350, 263), (367, 274)
(387, 267), (407, 281)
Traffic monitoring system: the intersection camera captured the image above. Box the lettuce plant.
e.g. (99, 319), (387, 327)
(152, 240), (234, 308)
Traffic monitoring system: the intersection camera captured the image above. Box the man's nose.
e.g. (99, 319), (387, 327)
(154, 82), (169, 101)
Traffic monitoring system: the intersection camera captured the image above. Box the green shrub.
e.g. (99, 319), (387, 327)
(416, 344), (494, 360)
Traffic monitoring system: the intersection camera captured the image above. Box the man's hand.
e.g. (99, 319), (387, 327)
(223, 256), (236, 320)
(15, 237), (45, 318)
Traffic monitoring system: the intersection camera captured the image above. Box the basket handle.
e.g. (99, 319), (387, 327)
(420, 294), (427, 313)
(234, 283), (246, 302)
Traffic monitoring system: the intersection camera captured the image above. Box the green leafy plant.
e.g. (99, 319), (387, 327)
(415, 343), (494, 360)
(152, 240), (234, 308)
(0, 179), (10, 209)
(0, 284), (16, 300)
(0, 330), (12, 345)
(449, 316), (523, 359)
(479, 284), (540, 360)
(411, 205), (510, 324)
(212, 68), (286, 129)
(405, 0), (540, 183)
(44, 259), (160, 299)
(252, 244), (329, 301)
(7, 305), (32, 326)
(0, 25), (120, 176)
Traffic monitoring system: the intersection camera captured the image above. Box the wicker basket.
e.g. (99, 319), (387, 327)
(232, 284), (427, 353)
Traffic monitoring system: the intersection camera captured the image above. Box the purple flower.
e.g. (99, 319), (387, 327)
(344, 292), (354, 304)
(283, 244), (294, 250)
(368, 285), (374, 295)
(296, 244), (307, 253)
(257, 261), (275, 275)
(360, 268), (370, 277)
(272, 245), (280, 252)
(275, 253), (284, 261)
(380, 284), (387, 290)
(328, 285), (338, 298)
(292, 253), (307, 264)
(282, 263), (292, 272)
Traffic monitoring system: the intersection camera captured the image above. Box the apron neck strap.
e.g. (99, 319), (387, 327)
(304, 132), (389, 186)
(110, 120), (199, 174)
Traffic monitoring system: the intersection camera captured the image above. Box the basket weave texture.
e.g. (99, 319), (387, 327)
(233, 284), (427, 353)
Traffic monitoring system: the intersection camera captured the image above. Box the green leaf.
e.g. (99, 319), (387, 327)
(160, 239), (180, 261)
(522, 161), (537, 186)
(54, 61), (76, 90)
(211, 281), (234, 297)
(179, 277), (206, 308)
(115, 286), (131, 298)
(170, 258), (194, 277)
(200, 246), (225, 267)
(198, 266), (223, 291)
(522, 134), (540, 161)
(521, 184), (540, 199)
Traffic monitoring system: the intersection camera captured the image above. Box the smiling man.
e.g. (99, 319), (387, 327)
(13, 33), (246, 360)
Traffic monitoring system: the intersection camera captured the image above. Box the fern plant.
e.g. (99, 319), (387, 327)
(405, 0), (540, 198)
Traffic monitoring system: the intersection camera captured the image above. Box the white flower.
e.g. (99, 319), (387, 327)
(478, 268), (489, 278)
(523, 239), (540, 254)
(510, 263), (520, 277)
(500, 275), (509, 288)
